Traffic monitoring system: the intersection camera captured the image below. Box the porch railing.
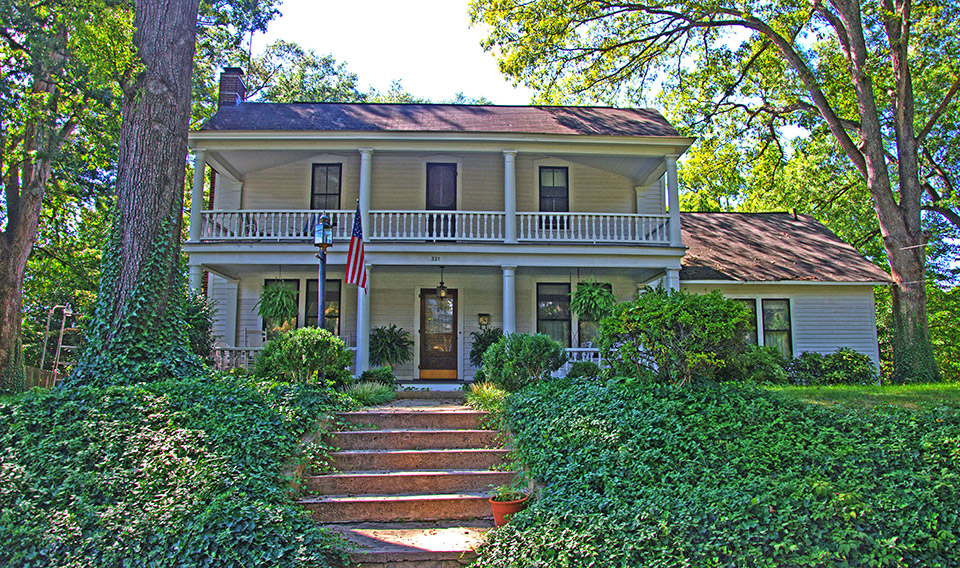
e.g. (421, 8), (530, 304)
(556, 347), (603, 377)
(369, 211), (505, 241)
(198, 210), (670, 245)
(517, 212), (670, 244)
(212, 344), (358, 371)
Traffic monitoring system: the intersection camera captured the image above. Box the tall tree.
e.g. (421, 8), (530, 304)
(472, 0), (960, 382)
(0, 0), (130, 393)
(70, 0), (203, 384)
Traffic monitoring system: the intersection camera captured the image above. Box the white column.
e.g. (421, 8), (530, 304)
(355, 264), (372, 373)
(188, 266), (202, 291)
(665, 155), (681, 246)
(223, 278), (239, 347)
(665, 268), (680, 291)
(359, 149), (373, 236)
(188, 150), (206, 242)
(502, 265), (516, 334)
(503, 151), (517, 243)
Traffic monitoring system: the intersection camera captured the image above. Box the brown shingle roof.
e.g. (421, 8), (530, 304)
(199, 103), (681, 137)
(680, 212), (891, 283)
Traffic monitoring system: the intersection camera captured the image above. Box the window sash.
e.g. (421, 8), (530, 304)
(311, 163), (342, 211)
(761, 299), (791, 358)
(735, 299), (759, 345)
(306, 279), (341, 333)
(539, 166), (569, 213)
(537, 283), (571, 348)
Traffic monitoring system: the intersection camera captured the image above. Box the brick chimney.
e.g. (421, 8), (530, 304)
(217, 67), (246, 108)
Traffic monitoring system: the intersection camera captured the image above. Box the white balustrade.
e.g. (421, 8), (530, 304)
(517, 212), (670, 244)
(198, 210), (669, 245)
(369, 211), (505, 241)
(199, 210), (354, 241)
(213, 344), (356, 370)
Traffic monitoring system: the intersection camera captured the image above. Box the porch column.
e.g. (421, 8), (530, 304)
(188, 150), (206, 243)
(355, 264), (372, 373)
(665, 268), (680, 291)
(665, 155), (681, 246)
(502, 265), (516, 333)
(221, 277), (239, 346)
(503, 151), (517, 243)
(359, 149), (373, 235)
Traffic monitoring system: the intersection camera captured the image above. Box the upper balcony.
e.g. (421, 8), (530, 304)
(198, 209), (672, 246)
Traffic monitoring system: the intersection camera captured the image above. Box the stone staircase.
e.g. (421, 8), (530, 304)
(298, 392), (513, 567)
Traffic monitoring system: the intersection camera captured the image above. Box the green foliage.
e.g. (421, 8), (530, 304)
(481, 333), (567, 392)
(0, 374), (350, 567)
(469, 327), (504, 368)
(569, 280), (615, 321)
(928, 282), (960, 382)
(787, 351), (826, 386)
(253, 327), (352, 387)
(255, 281), (299, 335)
(566, 360), (601, 379)
(466, 380), (509, 414)
(725, 345), (789, 384)
(183, 289), (217, 363)
(342, 381), (396, 407)
(67, 217), (204, 387)
(474, 378), (960, 567)
(359, 365), (396, 386)
(369, 324), (414, 368)
(598, 288), (750, 385)
(822, 348), (880, 386)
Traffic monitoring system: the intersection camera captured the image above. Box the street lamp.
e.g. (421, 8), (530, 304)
(314, 214), (333, 329)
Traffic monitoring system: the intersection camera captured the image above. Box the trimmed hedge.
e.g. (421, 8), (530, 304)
(475, 378), (960, 567)
(0, 375), (351, 567)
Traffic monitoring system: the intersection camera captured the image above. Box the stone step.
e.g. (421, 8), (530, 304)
(394, 390), (466, 400)
(304, 470), (515, 495)
(328, 521), (492, 568)
(337, 410), (489, 430)
(300, 492), (492, 523)
(329, 429), (500, 451)
(330, 448), (511, 472)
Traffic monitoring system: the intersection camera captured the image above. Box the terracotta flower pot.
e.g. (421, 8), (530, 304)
(489, 494), (530, 527)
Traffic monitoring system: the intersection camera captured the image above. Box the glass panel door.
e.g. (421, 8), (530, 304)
(420, 288), (458, 379)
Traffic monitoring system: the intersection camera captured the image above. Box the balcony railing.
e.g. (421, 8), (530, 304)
(198, 210), (671, 245)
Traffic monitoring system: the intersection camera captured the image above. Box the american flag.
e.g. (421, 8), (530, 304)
(346, 204), (367, 290)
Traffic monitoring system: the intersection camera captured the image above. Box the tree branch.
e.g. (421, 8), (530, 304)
(922, 205), (960, 232)
(916, 75), (960, 143)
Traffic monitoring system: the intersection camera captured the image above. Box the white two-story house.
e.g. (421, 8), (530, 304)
(185, 68), (889, 381)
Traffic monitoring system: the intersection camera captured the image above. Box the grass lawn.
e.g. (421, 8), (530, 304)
(766, 382), (960, 410)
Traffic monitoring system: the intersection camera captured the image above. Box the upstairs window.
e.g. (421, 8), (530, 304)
(539, 166), (569, 213)
(311, 163), (342, 211)
(537, 283), (571, 348)
(306, 279), (341, 334)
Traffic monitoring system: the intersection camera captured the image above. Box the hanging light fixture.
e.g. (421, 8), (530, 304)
(437, 266), (448, 299)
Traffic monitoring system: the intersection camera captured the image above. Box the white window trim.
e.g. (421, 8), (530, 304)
(727, 294), (795, 356)
(306, 154), (348, 210)
(531, 158), (575, 213)
(420, 155), (463, 212)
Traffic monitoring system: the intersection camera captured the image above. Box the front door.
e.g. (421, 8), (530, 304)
(419, 288), (458, 379)
(426, 163), (457, 238)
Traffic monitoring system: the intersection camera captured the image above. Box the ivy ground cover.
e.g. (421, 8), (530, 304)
(475, 378), (960, 567)
(0, 375), (351, 567)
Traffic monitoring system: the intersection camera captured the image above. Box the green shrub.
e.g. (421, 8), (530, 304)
(183, 289), (217, 363)
(787, 351), (825, 385)
(469, 327), (504, 368)
(343, 381), (396, 407)
(359, 365), (397, 385)
(474, 378), (960, 567)
(481, 333), (567, 392)
(724, 344), (788, 384)
(466, 380), (509, 414)
(0, 375), (350, 567)
(566, 360), (602, 379)
(369, 324), (414, 368)
(598, 288), (751, 385)
(822, 347), (879, 385)
(253, 327), (353, 387)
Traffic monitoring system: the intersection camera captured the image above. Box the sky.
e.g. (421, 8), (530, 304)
(258, 0), (537, 105)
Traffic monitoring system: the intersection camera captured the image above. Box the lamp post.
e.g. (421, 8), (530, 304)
(314, 214), (333, 328)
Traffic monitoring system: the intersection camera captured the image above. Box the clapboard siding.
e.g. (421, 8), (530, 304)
(637, 179), (665, 215)
(241, 154), (360, 211)
(681, 283), (880, 367)
(213, 176), (242, 210)
(461, 153), (504, 211)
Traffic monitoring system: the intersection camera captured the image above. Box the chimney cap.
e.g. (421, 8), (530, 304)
(223, 66), (244, 75)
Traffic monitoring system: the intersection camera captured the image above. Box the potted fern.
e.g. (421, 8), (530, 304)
(369, 324), (414, 369)
(570, 279), (616, 322)
(255, 281), (299, 338)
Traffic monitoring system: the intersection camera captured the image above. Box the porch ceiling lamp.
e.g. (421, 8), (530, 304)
(437, 266), (448, 299)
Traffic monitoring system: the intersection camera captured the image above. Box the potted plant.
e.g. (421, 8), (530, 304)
(369, 324), (414, 369)
(489, 474), (531, 527)
(255, 281), (299, 338)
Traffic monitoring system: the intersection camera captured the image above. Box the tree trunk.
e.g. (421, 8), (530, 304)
(69, 0), (203, 385)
